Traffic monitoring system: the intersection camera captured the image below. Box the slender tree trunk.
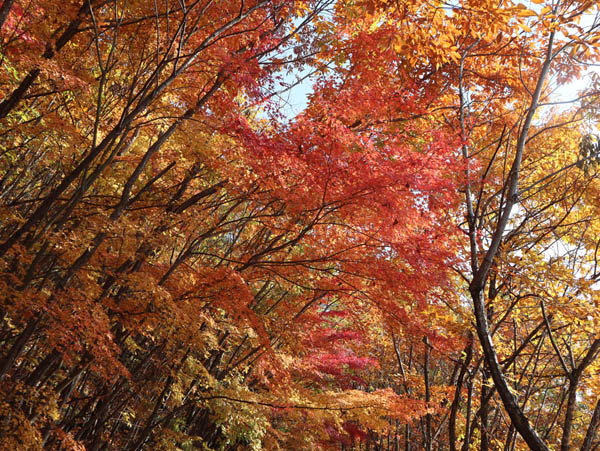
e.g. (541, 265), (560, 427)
(504, 425), (515, 451)
(450, 340), (472, 451)
(0, 0), (15, 31)
(461, 376), (474, 451)
(470, 288), (548, 450)
(463, 30), (556, 451)
(0, 314), (43, 379)
(561, 340), (600, 450)
(424, 337), (432, 451)
(560, 378), (579, 451)
(480, 368), (489, 451)
(581, 399), (600, 451)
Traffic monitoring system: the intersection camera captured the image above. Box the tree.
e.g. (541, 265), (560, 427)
(453, 0), (600, 449)
(2, 0), (600, 450)
(0, 0), (464, 449)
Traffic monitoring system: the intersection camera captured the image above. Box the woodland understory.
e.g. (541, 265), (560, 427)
(2, 0), (600, 450)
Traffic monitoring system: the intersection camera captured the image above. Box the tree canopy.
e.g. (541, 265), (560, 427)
(1, 0), (600, 450)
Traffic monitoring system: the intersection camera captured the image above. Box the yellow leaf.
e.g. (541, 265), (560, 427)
(449, 51), (461, 61)
(519, 22), (532, 32)
(517, 8), (537, 17)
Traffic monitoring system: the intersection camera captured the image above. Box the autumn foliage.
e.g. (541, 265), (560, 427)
(1, 0), (600, 450)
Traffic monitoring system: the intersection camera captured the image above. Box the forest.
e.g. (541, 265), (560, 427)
(1, 0), (600, 449)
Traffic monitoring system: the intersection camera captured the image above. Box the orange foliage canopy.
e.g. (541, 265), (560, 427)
(1, 0), (600, 450)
